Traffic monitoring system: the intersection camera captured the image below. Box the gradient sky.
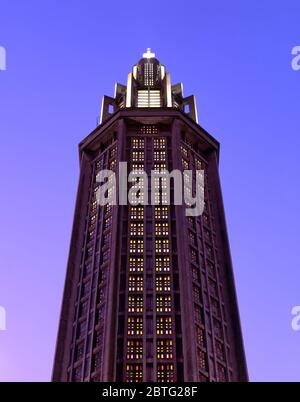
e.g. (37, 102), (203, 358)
(0, 0), (300, 382)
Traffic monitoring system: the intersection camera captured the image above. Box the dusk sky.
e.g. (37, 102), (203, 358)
(0, 0), (300, 381)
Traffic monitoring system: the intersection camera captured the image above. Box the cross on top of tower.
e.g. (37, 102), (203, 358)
(142, 48), (155, 58)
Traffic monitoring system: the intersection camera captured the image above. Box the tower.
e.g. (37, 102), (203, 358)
(52, 50), (248, 382)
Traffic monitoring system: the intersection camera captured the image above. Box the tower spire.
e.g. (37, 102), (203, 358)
(142, 48), (155, 58)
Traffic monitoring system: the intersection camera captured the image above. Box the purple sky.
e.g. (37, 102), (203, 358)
(0, 0), (300, 382)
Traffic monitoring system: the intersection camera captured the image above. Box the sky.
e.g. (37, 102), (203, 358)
(0, 0), (300, 382)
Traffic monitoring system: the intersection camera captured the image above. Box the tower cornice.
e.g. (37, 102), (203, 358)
(79, 108), (220, 162)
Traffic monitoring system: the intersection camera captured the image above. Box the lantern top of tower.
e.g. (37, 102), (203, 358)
(142, 48), (155, 58)
(100, 51), (198, 125)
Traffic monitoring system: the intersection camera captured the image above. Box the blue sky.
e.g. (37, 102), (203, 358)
(0, 0), (300, 381)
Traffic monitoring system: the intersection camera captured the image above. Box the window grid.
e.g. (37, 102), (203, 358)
(156, 316), (173, 335)
(129, 257), (144, 273)
(155, 256), (170, 272)
(157, 339), (173, 360)
(127, 316), (143, 336)
(156, 295), (172, 313)
(128, 296), (143, 313)
(127, 340), (143, 360)
(132, 138), (144, 149)
(126, 364), (143, 382)
(128, 276), (144, 292)
(156, 275), (171, 292)
(157, 364), (174, 382)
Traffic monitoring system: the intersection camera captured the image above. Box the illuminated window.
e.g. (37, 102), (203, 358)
(132, 151), (144, 162)
(153, 192), (164, 205)
(130, 207), (144, 220)
(109, 159), (116, 170)
(126, 364), (143, 382)
(86, 246), (93, 258)
(90, 214), (96, 226)
(127, 317), (143, 336)
(131, 163), (144, 173)
(129, 239), (144, 254)
(153, 163), (167, 172)
(155, 239), (169, 253)
(193, 286), (201, 304)
(91, 199), (97, 213)
(183, 170), (192, 185)
(156, 316), (172, 335)
(155, 207), (168, 219)
(128, 295), (143, 313)
(195, 159), (203, 170)
(105, 216), (112, 230)
(128, 276), (143, 292)
(137, 90), (161, 107)
(129, 257), (144, 272)
(129, 175), (145, 205)
(203, 230), (212, 245)
(157, 339), (173, 360)
(96, 159), (103, 170)
(105, 203), (112, 216)
(153, 176), (167, 190)
(192, 267), (199, 282)
(198, 350), (207, 371)
(144, 62), (154, 86)
(156, 275), (171, 292)
(202, 213), (209, 226)
(110, 146), (117, 159)
(139, 125), (158, 134)
(189, 231), (196, 245)
(154, 150), (166, 161)
(106, 186), (115, 203)
(155, 222), (169, 236)
(182, 159), (189, 170)
(132, 138), (144, 149)
(196, 326), (205, 347)
(130, 222), (144, 236)
(191, 248), (198, 264)
(127, 340), (143, 360)
(155, 256), (170, 272)
(157, 364), (174, 382)
(181, 145), (188, 158)
(88, 228), (95, 241)
(188, 216), (194, 226)
(156, 295), (172, 313)
(194, 305), (204, 325)
(92, 353), (101, 372)
(154, 138), (166, 149)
